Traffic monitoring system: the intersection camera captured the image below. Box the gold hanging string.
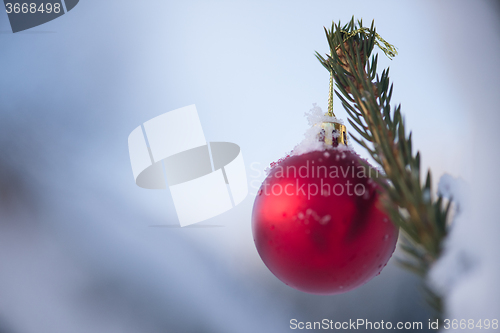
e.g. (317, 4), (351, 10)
(327, 27), (397, 117)
(328, 70), (335, 117)
(338, 28), (398, 59)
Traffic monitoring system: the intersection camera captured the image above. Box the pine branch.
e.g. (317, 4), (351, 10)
(317, 17), (450, 316)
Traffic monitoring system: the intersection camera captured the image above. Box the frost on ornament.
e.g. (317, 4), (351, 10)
(264, 153), (291, 175)
(265, 104), (373, 176)
(291, 104), (350, 156)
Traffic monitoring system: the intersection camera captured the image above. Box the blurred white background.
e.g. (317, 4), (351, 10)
(0, 0), (498, 332)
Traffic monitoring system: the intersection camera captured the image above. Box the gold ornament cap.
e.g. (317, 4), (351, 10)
(317, 120), (348, 147)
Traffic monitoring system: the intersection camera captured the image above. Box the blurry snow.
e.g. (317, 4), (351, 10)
(437, 174), (468, 214)
(429, 174), (470, 295)
(426, 1), (500, 329)
(430, 170), (500, 326)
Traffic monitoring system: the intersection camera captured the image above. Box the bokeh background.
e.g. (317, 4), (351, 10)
(1, 0), (499, 332)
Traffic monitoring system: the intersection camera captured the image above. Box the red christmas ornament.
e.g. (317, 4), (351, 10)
(252, 147), (398, 295)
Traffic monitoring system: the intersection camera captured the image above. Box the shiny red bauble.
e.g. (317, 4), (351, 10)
(252, 149), (398, 294)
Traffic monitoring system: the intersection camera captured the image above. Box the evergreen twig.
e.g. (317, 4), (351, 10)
(316, 17), (451, 316)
